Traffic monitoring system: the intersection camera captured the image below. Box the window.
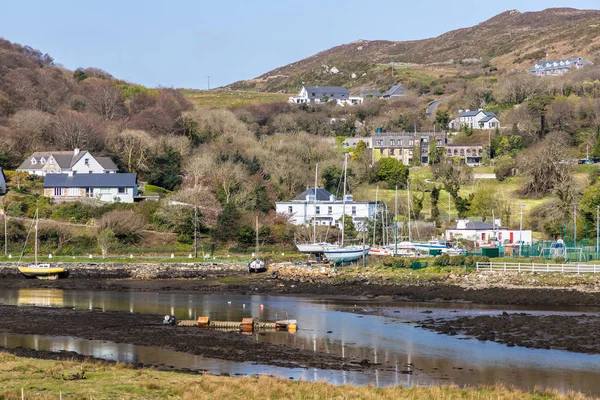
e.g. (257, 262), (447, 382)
(31, 158), (37, 165)
(399, 140), (403, 146)
(376, 140), (384, 146)
(390, 140), (395, 146)
(408, 140), (414, 146)
(118, 187), (127, 194)
(68, 188), (79, 196)
(315, 206), (320, 215)
(328, 206), (332, 215)
(288, 206), (293, 214)
(53, 188), (63, 196)
(40, 157), (45, 165)
(86, 188), (93, 198)
(49, 159), (54, 165)
(352, 206), (356, 216)
(84, 158), (89, 166)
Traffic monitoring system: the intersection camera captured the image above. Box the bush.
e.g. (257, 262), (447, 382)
(464, 256), (490, 269)
(5, 201), (25, 217)
(494, 156), (515, 182)
(51, 202), (93, 223)
(433, 254), (451, 267)
(98, 210), (146, 244)
(381, 256), (414, 268)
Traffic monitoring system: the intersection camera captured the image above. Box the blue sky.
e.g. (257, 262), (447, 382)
(0, 0), (598, 88)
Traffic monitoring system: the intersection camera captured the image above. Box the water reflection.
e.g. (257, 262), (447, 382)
(1, 288), (600, 394)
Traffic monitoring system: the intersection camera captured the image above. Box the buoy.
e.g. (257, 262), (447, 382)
(130, 254), (133, 259)
(188, 254), (192, 258)
(227, 301), (232, 304)
(260, 304), (264, 311)
(242, 304), (246, 309)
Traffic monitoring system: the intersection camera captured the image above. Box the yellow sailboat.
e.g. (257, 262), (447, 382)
(17, 208), (68, 279)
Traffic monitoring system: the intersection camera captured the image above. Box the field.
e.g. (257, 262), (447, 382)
(0, 352), (592, 400)
(182, 89), (288, 108)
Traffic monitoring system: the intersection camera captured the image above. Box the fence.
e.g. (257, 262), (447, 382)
(476, 261), (600, 274)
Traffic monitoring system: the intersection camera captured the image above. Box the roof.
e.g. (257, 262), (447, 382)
(96, 157), (118, 170)
(292, 188), (338, 201)
(529, 57), (591, 72)
(302, 86), (349, 100)
(43, 173), (137, 188)
(479, 115), (498, 123)
(384, 84), (409, 97)
(448, 221), (499, 230)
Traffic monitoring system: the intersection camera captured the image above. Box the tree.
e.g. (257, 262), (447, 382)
(342, 214), (356, 240)
(147, 144), (182, 191)
(79, 78), (125, 121)
(376, 158), (409, 189)
(435, 109), (450, 127)
(185, 153), (215, 189)
(110, 129), (155, 174)
(468, 185), (503, 222)
(237, 225), (255, 249)
(213, 202), (241, 244)
(73, 68), (87, 83)
(351, 140), (367, 161)
(51, 110), (104, 151)
(428, 140), (440, 165)
(494, 155), (515, 182)
(98, 210), (146, 244)
(97, 228), (118, 258)
(430, 187), (440, 219)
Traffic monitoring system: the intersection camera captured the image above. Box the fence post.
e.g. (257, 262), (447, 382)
(595, 264), (597, 273)
(476, 262), (479, 272)
(489, 262), (492, 272)
(546, 263), (549, 272)
(504, 262), (506, 272)
(577, 264), (580, 274)
(518, 262), (521, 272)
(532, 262), (535, 273)
(562, 263), (564, 273)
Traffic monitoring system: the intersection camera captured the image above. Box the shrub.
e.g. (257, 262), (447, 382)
(98, 210), (146, 244)
(5, 201), (25, 217)
(433, 254), (451, 267)
(51, 202), (93, 223)
(464, 256), (490, 269)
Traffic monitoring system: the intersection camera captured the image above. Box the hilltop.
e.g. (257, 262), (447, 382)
(228, 8), (600, 93)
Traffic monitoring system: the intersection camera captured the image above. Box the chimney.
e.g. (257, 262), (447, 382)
(74, 148), (80, 156)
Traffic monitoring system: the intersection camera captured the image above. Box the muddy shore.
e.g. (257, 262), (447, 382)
(0, 305), (377, 372)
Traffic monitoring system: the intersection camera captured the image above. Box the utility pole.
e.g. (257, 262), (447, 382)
(394, 186), (398, 257)
(448, 192), (451, 222)
(207, 76), (211, 90)
(574, 203), (577, 248)
(194, 206), (198, 258)
(519, 204), (525, 257)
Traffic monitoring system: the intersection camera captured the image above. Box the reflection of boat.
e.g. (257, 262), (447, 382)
(323, 155), (369, 264)
(18, 288), (65, 307)
(18, 208), (67, 279)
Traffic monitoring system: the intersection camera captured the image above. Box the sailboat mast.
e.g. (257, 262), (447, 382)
(34, 208), (38, 265)
(341, 154), (347, 247)
(407, 180), (412, 242)
(255, 216), (259, 258)
(372, 186), (378, 246)
(313, 163), (318, 243)
(394, 186), (398, 256)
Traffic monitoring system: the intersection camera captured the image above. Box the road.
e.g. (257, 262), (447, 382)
(426, 99), (444, 116)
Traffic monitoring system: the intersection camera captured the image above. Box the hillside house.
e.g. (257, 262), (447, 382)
(372, 132), (447, 165)
(43, 173), (138, 203)
(0, 169), (5, 194)
(275, 188), (379, 230)
(342, 137), (372, 149)
(445, 219), (532, 246)
(528, 57), (592, 77)
(288, 86), (362, 106)
(383, 84), (409, 99)
(449, 110), (500, 130)
(17, 149), (118, 176)
(446, 144), (484, 166)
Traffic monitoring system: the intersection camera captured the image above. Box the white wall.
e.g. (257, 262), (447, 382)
(276, 201), (377, 229)
(71, 152), (108, 174)
(445, 228), (533, 245)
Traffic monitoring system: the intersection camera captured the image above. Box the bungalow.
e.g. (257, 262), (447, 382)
(43, 173), (138, 203)
(288, 86), (362, 106)
(449, 109), (500, 130)
(445, 219), (532, 246)
(17, 148), (118, 176)
(383, 84), (409, 99)
(528, 57), (592, 77)
(0, 168), (5, 194)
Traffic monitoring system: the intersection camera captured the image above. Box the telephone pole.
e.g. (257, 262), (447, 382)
(207, 76), (211, 90)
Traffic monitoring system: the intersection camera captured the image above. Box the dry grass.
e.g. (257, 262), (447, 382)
(182, 90), (288, 109)
(0, 352), (595, 400)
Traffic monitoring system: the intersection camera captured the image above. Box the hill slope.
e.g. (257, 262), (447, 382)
(229, 8), (600, 93)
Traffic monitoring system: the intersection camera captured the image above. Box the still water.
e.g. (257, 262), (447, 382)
(1, 288), (600, 395)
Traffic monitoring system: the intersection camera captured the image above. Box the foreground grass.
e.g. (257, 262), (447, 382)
(0, 353), (593, 400)
(182, 89), (288, 108)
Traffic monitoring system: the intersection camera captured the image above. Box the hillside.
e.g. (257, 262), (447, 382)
(229, 8), (600, 93)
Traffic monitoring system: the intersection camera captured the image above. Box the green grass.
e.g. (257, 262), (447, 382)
(182, 90), (288, 109)
(0, 352), (591, 400)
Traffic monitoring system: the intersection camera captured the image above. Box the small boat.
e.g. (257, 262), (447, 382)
(413, 240), (452, 252)
(248, 216), (267, 273)
(296, 242), (332, 254)
(18, 208), (67, 279)
(276, 319), (298, 331)
(368, 246), (395, 256)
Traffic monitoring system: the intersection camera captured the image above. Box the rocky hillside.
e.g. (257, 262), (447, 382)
(229, 8), (600, 93)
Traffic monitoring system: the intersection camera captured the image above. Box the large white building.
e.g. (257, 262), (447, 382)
(528, 57), (592, 77)
(288, 86), (362, 106)
(445, 219), (532, 246)
(276, 188), (379, 230)
(17, 148), (118, 176)
(43, 173), (138, 203)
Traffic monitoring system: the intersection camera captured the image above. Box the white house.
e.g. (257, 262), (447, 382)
(449, 109), (500, 130)
(276, 188), (379, 231)
(0, 168), (6, 194)
(43, 173), (138, 203)
(528, 57), (593, 77)
(445, 219), (532, 246)
(288, 86), (362, 106)
(17, 149), (118, 176)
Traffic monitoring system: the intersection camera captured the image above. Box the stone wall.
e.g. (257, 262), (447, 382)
(0, 262), (247, 279)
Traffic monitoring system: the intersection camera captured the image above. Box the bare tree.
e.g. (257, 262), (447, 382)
(51, 110), (104, 150)
(79, 78), (125, 121)
(109, 129), (155, 174)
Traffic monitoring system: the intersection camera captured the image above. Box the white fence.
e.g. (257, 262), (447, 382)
(476, 262), (600, 274)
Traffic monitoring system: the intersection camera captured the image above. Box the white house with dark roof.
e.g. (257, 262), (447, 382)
(528, 57), (592, 77)
(449, 109), (500, 130)
(288, 86), (362, 106)
(383, 84), (409, 99)
(43, 173), (138, 203)
(0, 168), (6, 194)
(445, 219), (532, 246)
(275, 188), (379, 230)
(17, 149), (118, 176)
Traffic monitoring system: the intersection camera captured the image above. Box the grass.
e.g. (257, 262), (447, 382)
(182, 89), (288, 109)
(0, 352), (593, 400)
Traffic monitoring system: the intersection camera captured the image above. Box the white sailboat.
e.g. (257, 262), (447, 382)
(323, 154), (370, 264)
(296, 162), (333, 254)
(248, 216), (266, 273)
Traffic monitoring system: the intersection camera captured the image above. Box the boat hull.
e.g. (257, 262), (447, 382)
(324, 247), (370, 263)
(18, 266), (68, 278)
(296, 243), (331, 253)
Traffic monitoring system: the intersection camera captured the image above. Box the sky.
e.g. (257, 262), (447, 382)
(0, 0), (598, 89)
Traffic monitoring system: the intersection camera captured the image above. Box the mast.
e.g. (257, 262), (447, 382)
(381, 206), (385, 246)
(372, 186), (379, 246)
(407, 179), (412, 242)
(34, 208), (38, 265)
(394, 186), (398, 256)
(313, 163), (318, 243)
(341, 154), (348, 247)
(255, 216), (259, 258)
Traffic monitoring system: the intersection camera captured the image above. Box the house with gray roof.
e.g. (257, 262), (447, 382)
(288, 86), (362, 106)
(43, 173), (137, 203)
(0, 169), (6, 194)
(383, 84), (409, 99)
(445, 219), (532, 246)
(372, 131), (447, 165)
(17, 148), (118, 176)
(528, 57), (592, 77)
(449, 109), (500, 130)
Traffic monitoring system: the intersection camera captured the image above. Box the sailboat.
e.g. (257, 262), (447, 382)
(323, 154), (370, 264)
(248, 216), (266, 273)
(18, 208), (67, 279)
(296, 163), (333, 254)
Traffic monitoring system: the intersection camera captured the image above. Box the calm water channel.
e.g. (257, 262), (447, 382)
(1, 288), (600, 395)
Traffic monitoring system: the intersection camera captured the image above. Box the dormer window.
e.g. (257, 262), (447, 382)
(40, 157), (46, 165)
(31, 158), (37, 165)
